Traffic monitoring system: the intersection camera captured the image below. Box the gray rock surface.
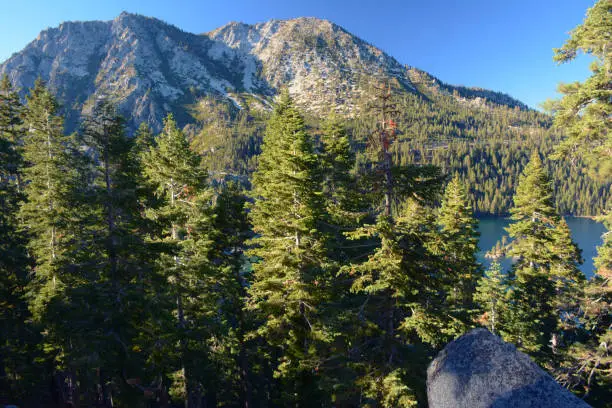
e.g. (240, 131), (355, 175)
(427, 328), (591, 408)
(0, 13), (528, 133)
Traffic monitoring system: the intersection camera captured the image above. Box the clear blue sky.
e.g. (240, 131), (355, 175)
(0, 0), (596, 109)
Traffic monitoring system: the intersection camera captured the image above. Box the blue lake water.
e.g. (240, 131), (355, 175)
(477, 216), (607, 278)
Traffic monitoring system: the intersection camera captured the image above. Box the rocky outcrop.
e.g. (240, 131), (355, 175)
(0, 13), (527, 133)
(427, 328), (590, 408)
(0, 12), (241, 131)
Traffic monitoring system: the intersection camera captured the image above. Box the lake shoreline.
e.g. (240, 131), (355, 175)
(476, 216), (606, 278)
(475, 214), (600, 221)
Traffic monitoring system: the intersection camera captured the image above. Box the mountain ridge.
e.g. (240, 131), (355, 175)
(0, 12), (529, 132)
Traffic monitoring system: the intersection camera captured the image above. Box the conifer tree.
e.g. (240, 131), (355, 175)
(319, 113), (368, 262)
(340, 85), (446, 406)
(209, 182), (254, 407)
(549, 218), (585, 317)
(77, 101), (157, 405)
(320, 114), (361, 221)
(347, 198), (442, 407)
(555, 221), (609, 403)
(19, 79), (89, 405)
(573, 232), (612, 402)
(558, 266), (612, 404)
(20, 80), (78, 314)
(474, 261), (509, 335)
(397, 198), (463, 346)
(312, 115), (375, 403)
(142, 114), (215, 407)
(134, 121), (155, 152)
(546, 0), (611, 180)
(546, 2), (611, 401)
(0, 75), (24, 188)
(247, 92), (330, 405)
(131, 122), (159, 236)
(438, 174), (482, 325)
(505, 152), (583, 358)
(0, 75), (32, 400)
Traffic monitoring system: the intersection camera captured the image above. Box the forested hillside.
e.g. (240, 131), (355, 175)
(188, 76), (609, 216)
(0, 1), (609, 407)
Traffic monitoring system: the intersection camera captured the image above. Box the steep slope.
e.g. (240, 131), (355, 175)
(0, 12), (527, 132)
(207, 17), (414, 113)
(1, 12), (246, 130)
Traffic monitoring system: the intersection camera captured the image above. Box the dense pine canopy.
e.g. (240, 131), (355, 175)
(0, 1), (609, 406)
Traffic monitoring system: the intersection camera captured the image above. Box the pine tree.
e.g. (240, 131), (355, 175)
(317, 115), (372, 403)
(0, 75), (24, 189)
(334, 84), (447, 406)
(505, 152), (583, 358)
(549, 218), (585, 320)
(546, 2), (612, 401)
(0, 75), (33, 400)
(319, 113), (368, 262)
(397, 198), (464, 347)
(247, 92), (330, 405)
(505, 152), (559, 355)
(346, 213), (418, 407)
(367, 82), (399, 217)
(142, 114), (215, 407)
(19, 79), (90, 405)
(474, 261), (509, 335)
(584, 227), (612, 402)
(209, 182), (254, 407)
(320, 114), (361, 220)
(344, 195), (459, 407)
(20, 80), (77, 314)
(558, 268), (612, 404)
(76, 101), (157, 405)
(131, 122), (159, 237)
(438, 174), (482, 326)
(546, 0), (611, 181)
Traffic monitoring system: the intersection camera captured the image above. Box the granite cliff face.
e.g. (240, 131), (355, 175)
(0, 12), (527, 132)
(207, 17), (414, 113)
(0, 13), (240, 130)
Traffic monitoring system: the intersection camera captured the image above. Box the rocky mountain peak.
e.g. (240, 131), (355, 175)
(0, 13), (529, 133)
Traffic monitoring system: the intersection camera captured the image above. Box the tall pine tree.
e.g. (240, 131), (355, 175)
(0, 75), (24, 189)
(0, 74), (33, 401)
(340, 84), (445, 407)
(19, 79), (89, 406)
(142, 114), (216, 407)
(437, 174), (482, 327)
(505, 152), (583, 358)
(247, 92), (330, 405)
(75, 101), (156, 406)
(209, 182), (255, 407)
(546, 1), (611, 401)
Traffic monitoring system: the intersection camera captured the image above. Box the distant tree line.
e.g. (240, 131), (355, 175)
(188, 74), (609, 217)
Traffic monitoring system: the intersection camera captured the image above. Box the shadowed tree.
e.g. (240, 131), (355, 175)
(545, 1), (612, 402)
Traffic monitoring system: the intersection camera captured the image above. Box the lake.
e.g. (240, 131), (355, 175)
(477, 216), (607, 278)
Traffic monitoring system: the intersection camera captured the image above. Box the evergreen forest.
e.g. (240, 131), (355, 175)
(0, 1), (610, 407)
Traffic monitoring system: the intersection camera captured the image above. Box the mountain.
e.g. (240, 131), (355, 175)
(1, 12), (608, 216)
(0, 12), (528, 132)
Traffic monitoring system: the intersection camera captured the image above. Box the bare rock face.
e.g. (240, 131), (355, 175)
(0, 13), (528, 133)
(427, 328), (590, 408)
